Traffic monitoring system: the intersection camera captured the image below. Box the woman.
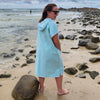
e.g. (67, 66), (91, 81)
(35, 3), (69, 95)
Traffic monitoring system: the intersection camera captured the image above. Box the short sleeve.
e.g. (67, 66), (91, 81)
(49, 22), (59, 38)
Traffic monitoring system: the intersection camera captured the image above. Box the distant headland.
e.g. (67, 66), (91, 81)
(59, 7), (100, 12)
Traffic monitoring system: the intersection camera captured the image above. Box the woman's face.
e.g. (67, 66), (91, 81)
(47, 6), (59, 20)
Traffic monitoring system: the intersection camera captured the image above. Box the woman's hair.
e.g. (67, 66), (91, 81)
(39, 3), (57, 23)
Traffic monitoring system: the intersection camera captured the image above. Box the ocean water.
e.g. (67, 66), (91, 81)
(0, 8), (42, 54)
(0, 8), (81, 66)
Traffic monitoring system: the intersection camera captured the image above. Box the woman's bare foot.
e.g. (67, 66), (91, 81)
(57, 89), (69, 96)
(39, 84), (46, 92)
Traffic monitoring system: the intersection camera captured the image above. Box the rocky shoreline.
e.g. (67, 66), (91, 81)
(0, 8), (100, 100)
(58, 7), (100, 82)
(59, 7), (100, 12)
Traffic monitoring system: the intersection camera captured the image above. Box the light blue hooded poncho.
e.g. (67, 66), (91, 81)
(35, 18), (64, 77)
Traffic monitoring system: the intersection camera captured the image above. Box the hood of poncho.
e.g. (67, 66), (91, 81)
(38, 18), (52, 31)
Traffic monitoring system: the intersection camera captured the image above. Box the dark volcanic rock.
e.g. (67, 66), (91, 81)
(95, 31), (100, 36)
(10, 48), (17, 52)
(78, 39), (91, 46)
(89, 47), (100, 54)
(84, 70), (91, 74)
(18, 49), (24, 53)
(84, 70), (99, 79)
(84, 17), (92, 21)
(26, 53), (32, 59)
(0, 74), (11, 78)
(28, 71), (32, 74)
(79, 30), (87, 35)
(83, 23), (88, 26)
(62, 51), (69, 54)
(56, 21), (59, 24)
(21, 63), (27, 67)
(71, 19), (76, 23)
(64, 67), (78, 75)
(12, 64), (19, 69)
(89, 71), (99, 79)
(96, 24), (100, 28)
(26, 59), (35, 64)
(76, 63), (88, 71)
(15, 57), (20, 61)
(58, 34), (64, 39)
(98, 82), (100, 84)
(79, 30), (92, 35)
(89, 57), (100, 63)
(24, 38), (29, 41)
(83, 35), (92, 39)
(12, 75), (39, 100)
(86, 42), (99, 50)
(29, 49), (36, 54)
(12, 64), (17, 68)
(71, 46), (79, 49)
(66, 22), (70, 24)
(79, 36), (84, 39)
(2, 53), (15, 58)
(65, 35), (76, 40)
(89, 20), (95, 25)
(91, 37), (99, 43)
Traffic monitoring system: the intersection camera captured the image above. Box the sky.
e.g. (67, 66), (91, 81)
(0, 0), (100, 9)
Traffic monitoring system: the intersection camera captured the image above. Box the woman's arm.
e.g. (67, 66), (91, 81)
(52, 34), (61, 51)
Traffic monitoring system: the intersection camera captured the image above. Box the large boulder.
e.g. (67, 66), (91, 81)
(12, 75), (39, 100)
(78, 39), (91, 46)
(85, 42), (99, 50)
(89, 47), (100, 54)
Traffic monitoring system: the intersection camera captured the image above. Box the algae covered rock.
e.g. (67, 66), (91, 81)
(12, 75), (39, 100)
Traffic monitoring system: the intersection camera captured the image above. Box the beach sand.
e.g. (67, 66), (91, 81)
(0, 12), (100, 100)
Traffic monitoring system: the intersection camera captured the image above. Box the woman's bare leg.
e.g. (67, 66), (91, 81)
(55, 75), (69, 95)
(39, 77), (45, 92)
